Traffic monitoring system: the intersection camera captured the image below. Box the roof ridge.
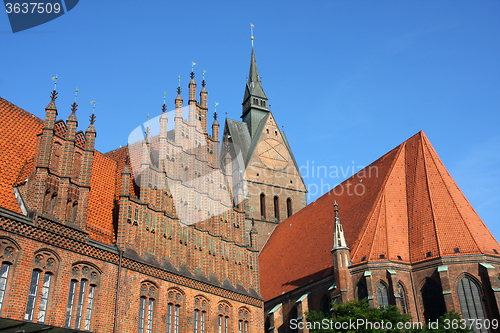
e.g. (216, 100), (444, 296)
(422, 134), (482, 255)
(421, 135), (442, 258)
(350, 142), (406, 254)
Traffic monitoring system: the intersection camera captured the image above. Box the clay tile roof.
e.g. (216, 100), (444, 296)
(86, 150), (117, 244)
(259, 131), (500, 301)
(0, 97), (43, 213)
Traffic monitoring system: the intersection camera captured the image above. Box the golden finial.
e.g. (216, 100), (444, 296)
(250, 23), (254, 47)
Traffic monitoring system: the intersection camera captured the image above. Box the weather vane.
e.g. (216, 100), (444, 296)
(178, 75), (182, 87)
(89, 99), (97, 114)
(50, 74), (60, 91)
(73, 87), (80, 103)
(191, 61), (196, 72)
(203, 69), (206, 80)
(214, 101), (219, 113)
(250, 23), (254, 47)
(163, 92), (168, 104)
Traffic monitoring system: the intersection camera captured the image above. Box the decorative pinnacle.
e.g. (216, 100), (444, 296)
(50, 74), (60, 91)
(251, 217), (255, 227)
(334, 200), (338, 211)
(71, 102), (78, 113)
(214, 111), (218, 120)
(89, 113), (96, 125)
(50, 90), (58, 102)
(202, 69), (206, 87)
(250, 23), (254, 47)
(162, 92), (168, 112)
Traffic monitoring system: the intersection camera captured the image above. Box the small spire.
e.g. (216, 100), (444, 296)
(50, 90), (58, 102)
(202, 69), (206, 87)
(214, 111), (218, 120)
(250, 23), (254, 47)
(251, 217), (255, 227)
(332, 201), (348, 250)
(214, 101), (219, 113)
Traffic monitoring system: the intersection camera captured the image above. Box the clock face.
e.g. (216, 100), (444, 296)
(257, 139), (289, 170)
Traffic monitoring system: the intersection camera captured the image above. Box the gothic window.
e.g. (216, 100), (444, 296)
(0, 238), (19, 315)
(25, 250), (59, 323)
(320, 294), (331, 316)
(194, 296), (208, 333)
(357, 277), (368, 301)
(238, 307), (250, 333)
(138, 282), (157, 333)
(166, 289), (183, 333)
(65, 263), (101, 330)
(286, 198), (292, 218)
(398, 283), (408, 315)
(274, 196), (280, 222)
(260, 193), (266, 219)
(421, 278), (446, 322)
(457, 276), (487, 332)
(376, 282), (389, 308)
(217, 302), (231, 333)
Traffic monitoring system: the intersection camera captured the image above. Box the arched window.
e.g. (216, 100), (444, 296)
(0, 238), (19, 315)
(218, 302), (230, 333)
(421, 279), (446, 322)
(25, 250), (59, 324)
(290, 306), (298, 333)
(137, 282), (157, 333)
(166, 289), (183, 333)
(260, 193), (266, 219)
(457, 276), (487, 331)
(194, 296), (208, 333)
(376, 282), (389, 308)
(238, 307), (250, 333)
(398, 283), (408, 314)
(286, 198), (292, 218)
(65, 263), (100, 330)
(274, 196), (279, 222)
(357, 277), (368, 301)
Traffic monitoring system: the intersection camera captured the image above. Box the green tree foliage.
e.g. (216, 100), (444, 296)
(305, 299), (473, 333)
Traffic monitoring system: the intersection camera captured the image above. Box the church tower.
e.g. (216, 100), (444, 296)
(222, 30), (307, 251)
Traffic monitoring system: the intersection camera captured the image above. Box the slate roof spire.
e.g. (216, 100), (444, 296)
(242, 26), (268, 120)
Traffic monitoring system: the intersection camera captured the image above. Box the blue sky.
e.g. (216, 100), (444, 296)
(1, 1), (499, 242)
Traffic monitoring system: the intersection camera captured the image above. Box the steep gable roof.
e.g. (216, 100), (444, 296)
(0, 97), (43, 213)
(259, 131), (500, 301)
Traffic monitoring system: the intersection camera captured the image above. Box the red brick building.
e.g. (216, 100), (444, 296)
(260, 131), (500, 332)
(0, 61), (264, 331)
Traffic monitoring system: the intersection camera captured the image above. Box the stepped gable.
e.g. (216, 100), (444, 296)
(0, 97), (43, 213)
(259, 130), (500, 301)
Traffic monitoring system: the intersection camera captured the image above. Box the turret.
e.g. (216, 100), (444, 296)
(331, 202), (352, 302)
(200, 74), (208, 134)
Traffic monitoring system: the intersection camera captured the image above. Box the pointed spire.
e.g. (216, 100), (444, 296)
(332, 201), (348, 250)
(162, 92), (168, 113)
